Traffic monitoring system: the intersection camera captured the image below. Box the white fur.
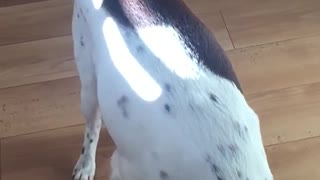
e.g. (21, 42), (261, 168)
(72, 0), (273, 180)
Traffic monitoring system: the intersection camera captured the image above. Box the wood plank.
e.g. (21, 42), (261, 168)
(184, 0), (263, 15)
(1, 125), (115, 180)
(0, 77), (83, 138)
(0, 0), (72, 46)
(0, 36), (77, 89)
(184, 0), (220, 14)
(2, 0), (48, 7)
(266, 137), (320, 180)
(248, 81), (320, 145)
(222, 0), (320, 48)
(227, 35), (320, 94)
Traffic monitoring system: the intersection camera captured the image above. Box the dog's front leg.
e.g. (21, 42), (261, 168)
(72, 82), (102, 180)
(71, 2), (102, 179)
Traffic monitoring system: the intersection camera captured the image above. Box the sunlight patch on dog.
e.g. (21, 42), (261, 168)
(103, 17), (162, 102)
(137, 26), (200, 79)
(91, 0), (103, 9)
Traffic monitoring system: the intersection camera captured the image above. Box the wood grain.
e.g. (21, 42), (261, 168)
(222, 0), (320, 48)
(227, 35), (320, 94)
(0, 77), (82, 138)
(248, 81), (320, 145)
(184, 0), (220, 14)
(1, 125), (115, 180)
(266, 137), (320, 180)
(0, 36), (76, 89)
(2, 0), (48, 7)
(0, 0), (72, 46)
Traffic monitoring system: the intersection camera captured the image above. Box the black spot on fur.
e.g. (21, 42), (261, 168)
(189, 103), (195, 111)
(233, 122), (247, 140)
(87, 133), (90, 139)
(164, 83), (172, 92)
(137, 46), (144, 53)
(209, 93), (217, 102)
(160, 170), (169, 179)
(237, 170), (242, 178)
(77, 13), (80, 18)
(80, 36), (85, 47)
(164, 104), (171, 112)
(244, 126), (248, 133)
(90, 139), (93, 143)
(81, 147), (85, 154)
(206, 156), (224, 180)
(117, 95), (129, 118)
(217, 144), (226, 157)
(228, 144), (239, 157)
(212, 164), (224, 180)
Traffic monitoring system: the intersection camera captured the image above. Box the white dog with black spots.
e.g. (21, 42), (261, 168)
(71, 0), (274, 180)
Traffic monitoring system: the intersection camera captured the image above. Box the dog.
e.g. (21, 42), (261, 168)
(71, 0), (273, 179)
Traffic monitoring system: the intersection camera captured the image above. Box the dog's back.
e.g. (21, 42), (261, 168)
(72, 0), (273, 180)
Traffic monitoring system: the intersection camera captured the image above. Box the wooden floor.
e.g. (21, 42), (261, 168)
(1, 0), (320, 179)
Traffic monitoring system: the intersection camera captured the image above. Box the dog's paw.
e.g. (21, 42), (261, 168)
(73, 154), (96, 180)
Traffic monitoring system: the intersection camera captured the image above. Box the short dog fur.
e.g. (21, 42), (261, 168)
(71, 0), (273, 179)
